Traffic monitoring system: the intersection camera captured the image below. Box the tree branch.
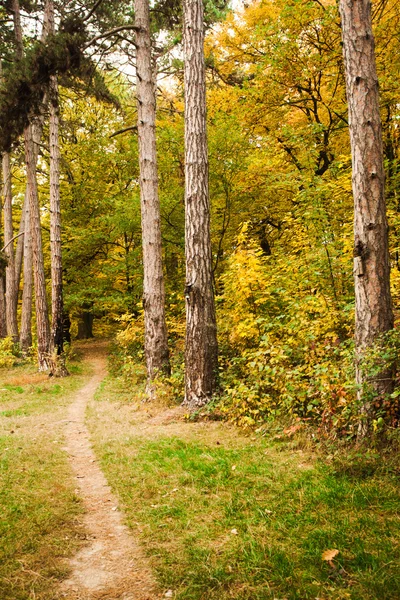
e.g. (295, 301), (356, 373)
(109, 125), (138, 138)
(84, 0), (104, 22)
(85, 25), (139, 49)
(1, 231), (24, 253)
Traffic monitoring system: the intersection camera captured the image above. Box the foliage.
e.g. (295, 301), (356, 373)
(3, 0), (400, 434)
(216, 225), (357, 434)
(0, 338), (20, 368)
(0, 13), (117, 152)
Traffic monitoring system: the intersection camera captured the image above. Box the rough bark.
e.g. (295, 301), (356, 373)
(20, 118), (47, 354)
(14, 0), (51, 366)
(183, 0), (218, 408)
(14, 192), (26, 295)
(49, 77), (66, 360)
(2, 151), (19, 341)
(0, 277), (6, 338)
(0, 202), (7, 338)
(339, 0), (394, 436)
(20, 190), (33, 352)
(14, 0), (47, 300)
(25, 123), (51, 370)
(135, 0), (170, 383)
(47, 0), (67, 376)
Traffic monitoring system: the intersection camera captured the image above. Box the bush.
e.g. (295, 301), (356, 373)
(0, 337), (20, 368)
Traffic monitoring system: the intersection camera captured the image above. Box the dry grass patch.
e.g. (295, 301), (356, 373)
(0, 359), (89, 599)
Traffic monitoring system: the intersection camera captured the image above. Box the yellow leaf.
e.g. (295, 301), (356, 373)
(322, 549), (339, 562)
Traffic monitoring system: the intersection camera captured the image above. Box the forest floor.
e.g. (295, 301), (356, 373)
(1, 341), (400, 600)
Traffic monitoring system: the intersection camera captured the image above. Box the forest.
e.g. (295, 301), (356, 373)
(0, 0), (400, 599)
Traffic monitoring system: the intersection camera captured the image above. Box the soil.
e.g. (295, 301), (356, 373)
(59, 342), (158, 600)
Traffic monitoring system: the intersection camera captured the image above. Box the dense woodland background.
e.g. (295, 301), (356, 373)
(1, 0), (400, 438)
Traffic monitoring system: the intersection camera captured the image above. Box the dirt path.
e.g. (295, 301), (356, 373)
(59, 343), (157, 600)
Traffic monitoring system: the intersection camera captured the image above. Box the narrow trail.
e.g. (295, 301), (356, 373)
(60, 342), (157, 600)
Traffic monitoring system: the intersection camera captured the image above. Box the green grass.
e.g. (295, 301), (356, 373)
(0, 363), (85, 418)
(0, 360), (87, 599)
(90, 377), (400, 600)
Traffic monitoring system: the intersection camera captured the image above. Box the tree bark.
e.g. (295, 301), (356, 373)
(14, 0), (51, 367)
(134, 0), (170, 384)
(14, 192), (26, 295)
(183, 0), (218, 408)
(20, 189), (33, 352)
(25, 123), (51, 370)
(47, 0), (67, 375)
(11, 0), (24, 311)
(0, 277), (6, 338)
(2, 151), (19, 341)
(20, 118), (47, 354)
(339, 0), (394, 436)
(0, 202), (7, 338)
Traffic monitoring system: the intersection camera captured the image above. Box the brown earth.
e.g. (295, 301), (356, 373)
(59, 342), (158, 600)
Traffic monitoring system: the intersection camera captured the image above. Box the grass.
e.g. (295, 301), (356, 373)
(89, 375), (400, 600)
(0, 359), (87, 600)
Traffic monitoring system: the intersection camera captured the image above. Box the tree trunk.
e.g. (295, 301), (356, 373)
(339, 0), (394, 436)
(25, 123), (51, 370)
(134, 0), (170, 385)
(20, 191), (33, 352)
(63, 312), (71, 344)
(14, 0), (48, 303)
(14, 0), (51, 367)
(77, 310), (94, 339)
(47, 0), (67, 376)
(183, 0), (218, 408)
(0, 277), (6, 338)
(0, 203), (7, 338)
(49, 76), (66, 360)
(20, 118), (47, 353)
(2, 151), (19, 341)
(14, 192), (26, 297)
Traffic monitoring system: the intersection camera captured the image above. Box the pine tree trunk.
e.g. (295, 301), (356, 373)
(20, 118), (47, 354)
(49, 76), (66, 361)
(0, 277), (6, 338)
(2, 152), (19, 341)
(47, 0), (67, 376)
(14, 192), (26, 296)
(20, 189), (33, 352)
(183, 0), (218, 408)
(135, 0), (170, 384)
(13, 0), (51, 367)
(0, 203), (7, 338)
(339, 0), (394, 436)
(25, 123), (51, 370)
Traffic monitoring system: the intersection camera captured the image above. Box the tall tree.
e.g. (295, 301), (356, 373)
(0, 58), (18, 341)
(134, 0), (170, 384)
(14, 193), (25, 295)
(20, 117), (47, 354)
(20, 185), (33, 352)
(339, 0), (394, 435)
(2, 150), (19, 341)
(183, 0), (218, 408)
(13, 0), (51, 369)
(47, 0), (67, 374)
(0, 200), (7, 339)
(0, 278), (6, 338)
